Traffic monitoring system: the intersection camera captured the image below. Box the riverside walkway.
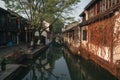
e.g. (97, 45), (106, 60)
(0, 64), (21, 80)
(0, 44), (47, 80)
(0, 44), (27, 80)
(0, 44), (27, 58)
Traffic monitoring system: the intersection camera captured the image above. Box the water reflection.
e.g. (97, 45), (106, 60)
(21, 45), (116, 80)
(22, 45), (71, 80)
(63, 48), (116, 80)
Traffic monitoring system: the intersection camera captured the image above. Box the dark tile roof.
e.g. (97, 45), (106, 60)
(79, 0), (98, 17)
(80, 3), (120, 26)
(0, 7), (8, 13)
(84, 0), (97, 10)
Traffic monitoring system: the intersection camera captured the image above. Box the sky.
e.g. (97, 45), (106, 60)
(0, 0), (91, 22)
(0, 0), (6, 9)
(70, 0), (91, 21)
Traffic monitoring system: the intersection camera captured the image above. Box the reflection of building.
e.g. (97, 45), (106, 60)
(22, 51), (51, 80)
(64, 48), (115, 80)
(62, 0), (120, 79)
(64, 48), (94, 80)
(0, 7), (28, 46)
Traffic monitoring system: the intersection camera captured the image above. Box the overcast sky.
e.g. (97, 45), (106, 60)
(0, 0), (91, 22)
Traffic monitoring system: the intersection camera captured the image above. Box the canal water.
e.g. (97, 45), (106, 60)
(20, 44), (116, 80)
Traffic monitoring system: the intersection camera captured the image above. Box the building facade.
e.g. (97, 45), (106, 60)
(63, 0), (120, 79)
(0, 7), (28, 46)
(62, 22), (80, 55)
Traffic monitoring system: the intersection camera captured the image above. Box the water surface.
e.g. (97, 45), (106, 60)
(20, 45), (116, 80)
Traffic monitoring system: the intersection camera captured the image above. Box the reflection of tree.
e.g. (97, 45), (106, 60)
(32, 65), (37, 80)
(30, 45), (63, 80)
(47, 45), (63, 68)
(63, 49), (84, 80)
(23, 45), (63, 80)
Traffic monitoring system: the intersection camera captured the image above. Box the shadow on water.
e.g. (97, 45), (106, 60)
(21, 44), (70, 80)
(63, 47), (117, 80)
(19, 44), (117, 80)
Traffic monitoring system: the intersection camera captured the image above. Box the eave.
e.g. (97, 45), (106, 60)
(62, 23), (80, 33)
(81, 3), (120, 26)
(84, 0), (97, 10)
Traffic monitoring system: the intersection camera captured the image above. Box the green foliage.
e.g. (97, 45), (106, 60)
(2, 0), (80, 33)
(53, 19), (64, 34)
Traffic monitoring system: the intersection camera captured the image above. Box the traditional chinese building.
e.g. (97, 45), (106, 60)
(40, 21), (53, 45)
(63, 0), (120, 79)
(0, 7), (28, 46)
(62, 22), (80, 54)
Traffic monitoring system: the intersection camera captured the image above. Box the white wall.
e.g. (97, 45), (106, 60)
(113, 11), (120, 63)
(41, 31), (50, 45)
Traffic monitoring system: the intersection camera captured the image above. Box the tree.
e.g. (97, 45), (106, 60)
(52, 18), (64, 35)
(2, 0), (80, 37)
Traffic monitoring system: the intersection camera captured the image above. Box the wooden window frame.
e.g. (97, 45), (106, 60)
(83, 30), (87, 41)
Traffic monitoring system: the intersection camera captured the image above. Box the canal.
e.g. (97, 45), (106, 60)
(19, 44), (116, 80)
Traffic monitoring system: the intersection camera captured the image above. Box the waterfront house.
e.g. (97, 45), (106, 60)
(80, 0), (120, 78)
(0, 7), (28, 46)
(63, 0), (120, 79)
(41, 21), (53, 45)
(62, 22), (80, 54)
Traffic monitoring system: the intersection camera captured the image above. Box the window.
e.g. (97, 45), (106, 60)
(83, 30), (87, 40)
(72, 30), (74, 40)
(115, 0), (119, 4)
(103, 0), (106, 11)
(97, 2), (100, 13)
(100, 1), (102, 13)
(114, 0), (117, 5)
(89, 8), (94, 18)
(108, 0), (111, 9)
(111, 0), (114, 6)
(106, 0), (108, 9)
(117, 0), (120, 3)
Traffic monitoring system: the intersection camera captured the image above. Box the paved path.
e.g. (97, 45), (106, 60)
(0, 44), (46, 79)
(0, 64), (21, 80)
(0, 44), (28, 58)
(0, 44), (27, 80)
